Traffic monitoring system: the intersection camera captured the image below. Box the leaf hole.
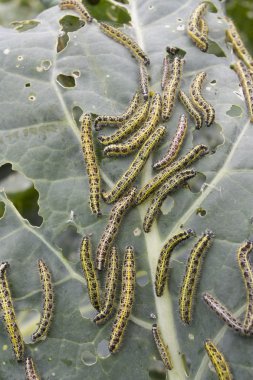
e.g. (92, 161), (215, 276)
(207, 40), (226, 57)
(193, 123), (224, 154)
(55, 225), (80, 262)
(0, 163), (43, 227)
(81, 348), (97, 366)
(188, 172), (206, 193)
(96, 340), (110, 359)
(226, 105), (243, 117)
(136, 270), (149, 287)
(0, 202), (6, 219)
(11, 20), (40, 32)
(56, 74), (76, 88)
(57, 15), (85, 53)
(149, 361), (166, 380)
(25, 83), (31, 87)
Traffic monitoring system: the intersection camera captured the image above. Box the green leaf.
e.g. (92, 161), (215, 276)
(0, 1), (251, 379)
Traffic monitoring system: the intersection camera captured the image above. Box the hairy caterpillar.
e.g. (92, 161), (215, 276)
(152, 324), (173, 370)
(204, 340), (233, 380)
(187, 2), (209, 52)
(179, 230), (214, 325)
(202, 292), (251, 336)
(102, 126), (166, 204)
(104, 93), (161, 157)
(94, 246), (119, 324)
(99, 22), (150, 65)
(237, 240), (253, 331)
(226, 18), (253, 71)
(59, 0), (93, 23)
(178, 90), (203, 129)
(109, 246), (135, 353)
(190, 72), (215, 126)
(161, 55), (170, 91)
(153, 114), (188, 170)
(96, 188), (136, 270)
(80, 113), (101, 216)
(162, 57), (184, 121)
(143, 169), (196, 233)
(139, 63), (149, 101)
(231, 60), (253, 122)
(80, 236), (101, 310)
(31, 260), (54, 342)
(0, 262), (24, 362)
(98, 100), (150, 145)
(25, 356), (41, 380)
(155, 229), (195, 297)
(135, 144), (209, 205)
(94, 92), (141, 130)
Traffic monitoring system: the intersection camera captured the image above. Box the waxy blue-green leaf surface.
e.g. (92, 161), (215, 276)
(0, 0), (252, 379)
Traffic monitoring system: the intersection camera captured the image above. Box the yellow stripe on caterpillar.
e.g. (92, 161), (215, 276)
(102, 126), (166, 204)
(152, 324), (173, 370)
(204, 340), (233, 380)
(80, 113), (101, 215)
(178, 90), (203, 129)
(109, 246), (135, 353)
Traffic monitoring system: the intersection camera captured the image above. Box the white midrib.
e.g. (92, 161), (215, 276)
(128, 2), (186, 378)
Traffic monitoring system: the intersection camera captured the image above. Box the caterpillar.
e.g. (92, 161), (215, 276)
(80, 113), (101, 216)
(99, 22), (150, 65)
(190, 72), (215, 126)
(25, 356), (41, 380)
(187, 2), (209, 52)
(93, 246), (119, 324)
(143, 169), (196, 233)
(231, 60), (253, 122)
(104, 93), (161, 157)
(96, 188), (136, 270)
(155, 229), (195, 297)
(204, 340), (233, 380)
(135, 144), (209, 205)
(94, 92), (141, 130)
(98, 99), (150, 145)
(0, 262), (24, 362)
(152, 324), (173, 370)
(199, 18), (208, 39)
(202, 292), (251, 336)
(179, 230), (214, 325)
(226, 18), (253, 71)
(162, 57), (184, 121)
(59, 0), (93, 23)
(80, 236), (101, 311)
(31, 260), (54, 342)
(237, 240), (253, 331)
(102, 126), (166, 204)
(139, 63), (149, 101)
(178, 90), (203, 129)
(153, 114), (188, 170)
(161, 55), (170, 91)
(108, 246), (135, 353)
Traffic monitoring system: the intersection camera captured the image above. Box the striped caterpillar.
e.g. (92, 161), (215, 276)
(152, 324), (173, 370)
(187, 2), (209, 52)
(143, 169), (196, 233)
(179, 230), (214, 324)
(135, 144), (209, 205)
(178, 90), (202, 129)
(102, 126), (165, 204)
(139, 63), (149, 101)
(109, 246), (135, 353)
(25, 356), (41, 380)
(153, 114), (188, 170)
(59, 0), (93, 23)
(31, 260), (54, 342)
(204, 340), (233, 380)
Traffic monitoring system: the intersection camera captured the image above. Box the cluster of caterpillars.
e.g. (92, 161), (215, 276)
(2, 1), (250, 379)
